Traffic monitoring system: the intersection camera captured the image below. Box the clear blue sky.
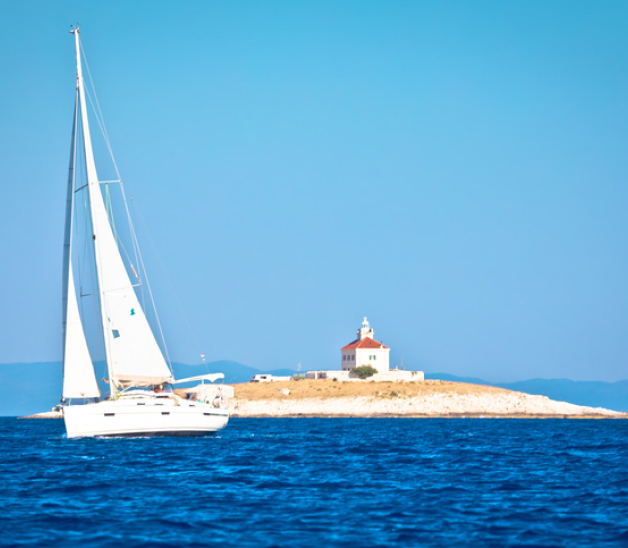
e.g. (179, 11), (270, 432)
(1, 1), (627, 382)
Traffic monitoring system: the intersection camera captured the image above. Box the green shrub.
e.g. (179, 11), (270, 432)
(292, 374), (306, 381)
(352, 365), (378, 379)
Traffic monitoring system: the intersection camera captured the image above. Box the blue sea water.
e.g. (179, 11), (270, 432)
(1, 418), (627, 547)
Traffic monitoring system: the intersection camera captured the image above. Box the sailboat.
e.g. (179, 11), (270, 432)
(61, 26), (229, 438)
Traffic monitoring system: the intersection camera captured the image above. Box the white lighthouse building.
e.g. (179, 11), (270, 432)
(341, 317), (390, 372)
(305, 316), (424, 382)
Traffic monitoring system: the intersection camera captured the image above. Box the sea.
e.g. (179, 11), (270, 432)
(1, 417), (627, 547)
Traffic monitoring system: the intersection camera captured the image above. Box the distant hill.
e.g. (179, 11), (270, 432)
(0, 361), (296, 417)
(425, 373), (628, 412)
(2, 362), (626, 416)
(498, 378), (628, 413)
(424, 373), (489, 385)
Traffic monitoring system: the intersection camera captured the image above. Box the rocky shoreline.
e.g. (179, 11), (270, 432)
(18, 411), (63, 419)
(229, 397), (626, 418)
(230, 413), (625, 419)
(229, 380), (627, 419)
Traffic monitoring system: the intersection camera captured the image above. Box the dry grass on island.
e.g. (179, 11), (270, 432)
(234, 379), (507, 400)
(230, 379), (627, 419)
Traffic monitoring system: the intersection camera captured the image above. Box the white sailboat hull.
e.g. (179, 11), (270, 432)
(63, 397), (229, 438)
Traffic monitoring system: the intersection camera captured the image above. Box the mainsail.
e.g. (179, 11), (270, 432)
(73, 29), (173, 390)
(62, 91), (101, 399)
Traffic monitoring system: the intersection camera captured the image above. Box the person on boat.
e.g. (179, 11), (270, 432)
(213, 387), (224, 408)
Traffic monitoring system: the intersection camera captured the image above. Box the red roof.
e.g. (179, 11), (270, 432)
(341, 337), (389, 351)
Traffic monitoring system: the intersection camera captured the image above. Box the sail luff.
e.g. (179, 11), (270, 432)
(61, 85), (100, 399)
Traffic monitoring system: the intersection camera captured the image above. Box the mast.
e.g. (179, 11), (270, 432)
(61, 89), (78, 358)
(73, 26), (116, 397)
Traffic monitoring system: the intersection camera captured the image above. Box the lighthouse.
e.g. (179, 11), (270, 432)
(340, 317), (390, 372)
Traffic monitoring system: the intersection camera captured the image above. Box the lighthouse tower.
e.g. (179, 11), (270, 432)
(357, 317), (374, 340)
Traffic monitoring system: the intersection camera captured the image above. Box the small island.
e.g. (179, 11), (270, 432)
(225, 317), (624, 419)
(22, 378), (626, 419)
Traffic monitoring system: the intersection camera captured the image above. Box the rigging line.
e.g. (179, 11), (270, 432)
(75, 51), (109, 389)
(76, 119), (104, 380)
(103, 185), (144, 288)
(79, 140), (103, 380)
(123, 196), (174, 372)
(129, 214), (174, 375)
(104, 183), (120, 245)
(110, 228), (142, 284)
(80, 166), (102, 371)
(65, 89), (79, 363)
(79, 38), (122, 182)
(78, 39), (141, 279)
(78, 39), (142, 296)
(83, 86), (110, 159)
(79, 38), (170, 380)
(82, 83), (143, 289)
(79, 133), (99, 304)
(119, 180), (145, 310)
(131, 198), (207, 368)
(76, 116), (92, 300)
(83, 281), (143, 296)
(74, 189), (85, 318)
(103, 176), (144, 296)
(75, 202), (101, 377)
(80, 188), (91, 290)
(79, 43), (144, 333)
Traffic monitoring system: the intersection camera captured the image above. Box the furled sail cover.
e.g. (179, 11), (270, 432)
(77, 55), (173, 389)
(63, 265), (102, 398)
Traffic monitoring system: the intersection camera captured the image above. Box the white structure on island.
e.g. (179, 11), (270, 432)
(305, 317), (424, 382)
(251, 374), (292, 382)
(341, 317), (390, 372)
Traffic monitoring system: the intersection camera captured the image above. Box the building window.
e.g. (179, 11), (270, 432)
(343, 355), (346, 361)
(373, 355), (377, 360)
(352, 355), (355, 361)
